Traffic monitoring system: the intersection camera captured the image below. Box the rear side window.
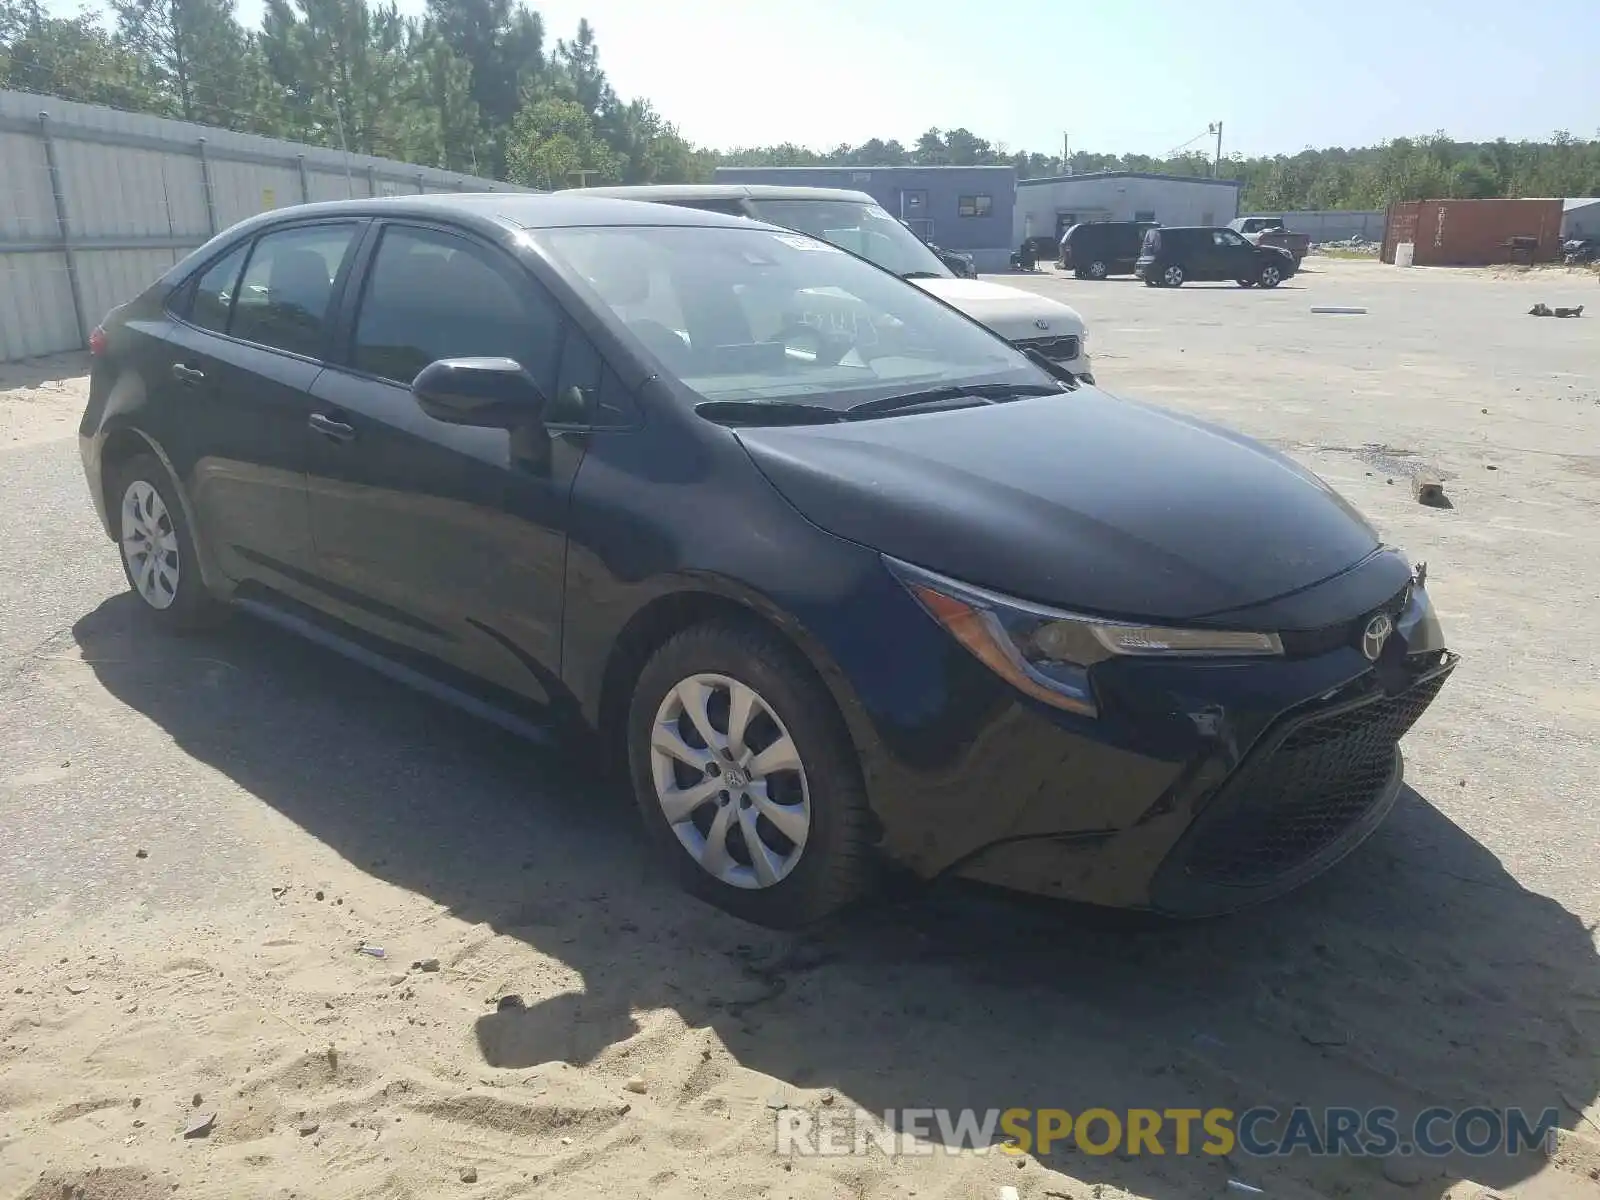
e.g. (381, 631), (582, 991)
(351, 224), (561, 390)
(231, 224), (358, 358)
(1143, 229), (1161, 252)
(187, 244), (248, 334)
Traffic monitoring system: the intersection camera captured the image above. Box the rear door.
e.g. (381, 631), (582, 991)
(162, 220), (363, 590)
(303, 219), (584, 705)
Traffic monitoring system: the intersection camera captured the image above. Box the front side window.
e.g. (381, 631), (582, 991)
(539, 225), (1042, 412)
(231, 224), (358, 357)
(186, 244), (248, 334)
(957, 194), (992, 218)
(1213, 230), (1247, 248)
(743, 198), (951, 279)
(351, 224), (561, 389)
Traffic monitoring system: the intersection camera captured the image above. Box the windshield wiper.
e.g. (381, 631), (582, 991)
(845, 382), (1065, 418)
(899, 270), (946, 280)
(694, 399), (844, 427)
(1022, 346), (1082, 387)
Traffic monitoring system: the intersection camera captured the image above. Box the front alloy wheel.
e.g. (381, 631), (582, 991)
(1258, 263), (1284, 288)
(628, 619), (873, 927)
(649, 673), (811, 890)
(1162, 264), (1186, 287)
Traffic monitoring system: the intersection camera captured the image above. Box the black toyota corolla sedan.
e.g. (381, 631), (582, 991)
(79, 194), (1456, 928)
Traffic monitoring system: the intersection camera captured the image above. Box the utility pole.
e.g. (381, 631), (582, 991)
(1062, 132), (1071, 175)
(1208, 121), (1223, 177)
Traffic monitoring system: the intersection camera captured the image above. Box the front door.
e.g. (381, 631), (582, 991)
(1209, 228), (1254, 280)
(303, 221), (584, 706)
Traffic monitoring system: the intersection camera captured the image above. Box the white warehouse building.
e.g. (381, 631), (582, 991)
(1013, 171), (1245, 246)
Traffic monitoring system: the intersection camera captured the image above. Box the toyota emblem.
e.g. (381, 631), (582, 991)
(1361, 613), (1394, 662)
(1034, 319), (1050, 330)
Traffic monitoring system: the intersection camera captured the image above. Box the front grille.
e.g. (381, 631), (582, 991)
(1013, 334), (1080, 362)
(1181, 668), (1449, 885)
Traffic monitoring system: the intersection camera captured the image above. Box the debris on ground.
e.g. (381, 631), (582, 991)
(356, 943), (385, 958)
(1412, 472), (1450, 508)
(459, 1166), (478, 1183)
(495, 994), (524, 1011)
(412, 958), (441, 973)
(182, 1111), (216, 1138)
(1530, 302), (1585, 317)
(1311, 306), (1368, 314)
(134, 849), (148, 859)
(624, 1076), (647, 1095)
(297, 1120), (319, 1137)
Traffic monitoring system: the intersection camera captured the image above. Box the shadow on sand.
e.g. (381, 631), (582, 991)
(73, 594), (1600, 1199)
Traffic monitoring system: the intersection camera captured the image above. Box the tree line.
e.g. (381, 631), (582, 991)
(728, 128), (1600, 211)
(3, 0), (1597, 207)
(0, 0), (711, 186)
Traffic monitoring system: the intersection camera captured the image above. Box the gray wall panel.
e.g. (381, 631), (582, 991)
(1, 87), (526, 360)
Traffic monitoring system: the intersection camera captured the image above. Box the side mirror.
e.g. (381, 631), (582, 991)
(412, 357), (545, 428)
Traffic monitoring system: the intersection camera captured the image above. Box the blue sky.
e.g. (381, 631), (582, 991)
(50, 0), (1600, 156)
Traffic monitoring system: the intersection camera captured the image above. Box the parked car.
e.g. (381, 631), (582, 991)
(927, 243), (978, 278)
(81, 194), (1455, 928)
(1228, 217), (1311, 267)
(576, 184), (1091, 381)
(1137, 226), (1298, 288)
(1059, 220), (1158, 279)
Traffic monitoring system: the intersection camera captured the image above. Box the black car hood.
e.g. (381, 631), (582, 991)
(735, 389), (1380, 622)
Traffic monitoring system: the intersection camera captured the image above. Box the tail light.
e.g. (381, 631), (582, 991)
(88, 326), (107, 357)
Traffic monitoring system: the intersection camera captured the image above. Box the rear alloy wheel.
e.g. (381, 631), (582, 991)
(112, 453), (219, 630)
(1087, 260), (1109, 279)
(628, 620), (872, 927)
(1258, 262), (1284, 288)
(1161, 264), (1186, 287)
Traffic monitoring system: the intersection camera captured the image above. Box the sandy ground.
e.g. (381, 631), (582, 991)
(2, 259), (1599, 1200)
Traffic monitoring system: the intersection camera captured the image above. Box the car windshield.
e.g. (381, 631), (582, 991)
(742, 199), (954, 279)
(538, 224), (1043, 412)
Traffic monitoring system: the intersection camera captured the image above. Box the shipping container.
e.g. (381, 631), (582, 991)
(1382, 198), (1564, 266)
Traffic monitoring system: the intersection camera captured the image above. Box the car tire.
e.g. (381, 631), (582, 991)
(1088, 260), (1109, 279)
(1257, 262), (1284, 288)
(110, 452), (221, 631)
(1237, 278), (1256, 287)
(627, 618), (874, 928)
(1161, 264), (1185, 287)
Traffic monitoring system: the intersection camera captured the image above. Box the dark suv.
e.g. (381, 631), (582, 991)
(1135, 226), (1296, 288)
(1059, 221), (1157, 279)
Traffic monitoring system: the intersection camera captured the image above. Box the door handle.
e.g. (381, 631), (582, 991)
(171, 362), (205, 384)
(308, 412), (357, 442)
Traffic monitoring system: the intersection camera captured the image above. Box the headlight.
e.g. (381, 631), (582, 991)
(1079, 329), (1090, 349)
(888, 558), (1282, 718)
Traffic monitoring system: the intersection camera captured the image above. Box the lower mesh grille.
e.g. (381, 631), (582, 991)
(1182, 669), (1449, 885)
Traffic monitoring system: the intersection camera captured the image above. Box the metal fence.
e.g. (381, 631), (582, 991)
(0, 89), (527, 361)
(1240, 209), (1387, 244)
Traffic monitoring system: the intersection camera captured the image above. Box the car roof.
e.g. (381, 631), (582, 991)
(570, 183), (880, 205)
(238, 192), (768, 231)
